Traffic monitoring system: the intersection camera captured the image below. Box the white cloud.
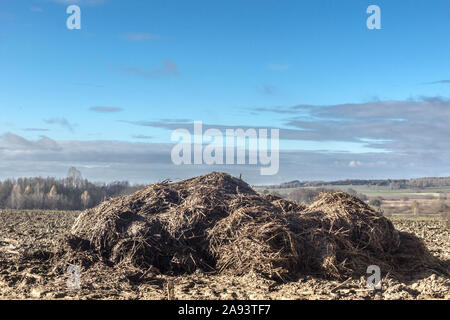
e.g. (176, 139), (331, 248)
(348, 160), (362, 168)
(1, 133), (448, 184)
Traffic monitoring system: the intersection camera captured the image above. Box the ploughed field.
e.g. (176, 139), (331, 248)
(0, 210), (448, 300)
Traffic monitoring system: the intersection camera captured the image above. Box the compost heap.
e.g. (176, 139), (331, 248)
(58, 172), (446, 281)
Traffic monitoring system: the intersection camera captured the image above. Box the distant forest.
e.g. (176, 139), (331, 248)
(3, 170), (450, 211)
(264, 177), (450, 190)
(0, 167), (145, 210)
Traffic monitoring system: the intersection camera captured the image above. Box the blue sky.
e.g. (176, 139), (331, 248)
(0, 0), (449, 183)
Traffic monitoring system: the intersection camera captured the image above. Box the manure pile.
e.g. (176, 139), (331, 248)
(56, 172), (447, 281)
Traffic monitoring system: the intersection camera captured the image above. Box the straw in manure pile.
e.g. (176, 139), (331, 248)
(54, 172), (447, 281)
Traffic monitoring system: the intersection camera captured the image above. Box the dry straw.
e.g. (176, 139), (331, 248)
(54, 172), (448, 281)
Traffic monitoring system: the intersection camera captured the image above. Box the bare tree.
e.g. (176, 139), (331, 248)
(67, 167), (83, 188)
(81, 190), (91, 209)
(9, 184), (23, 209)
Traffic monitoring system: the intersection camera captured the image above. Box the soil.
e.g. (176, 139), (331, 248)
(0, 210), (448, 300)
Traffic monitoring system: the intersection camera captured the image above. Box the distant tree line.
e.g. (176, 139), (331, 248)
(287, 188), (337, 203)
(287, 187), (368, 203)
(262, 187), (367, 204)
(0, 167), (145, 210)
(264, 177), (450, 190)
